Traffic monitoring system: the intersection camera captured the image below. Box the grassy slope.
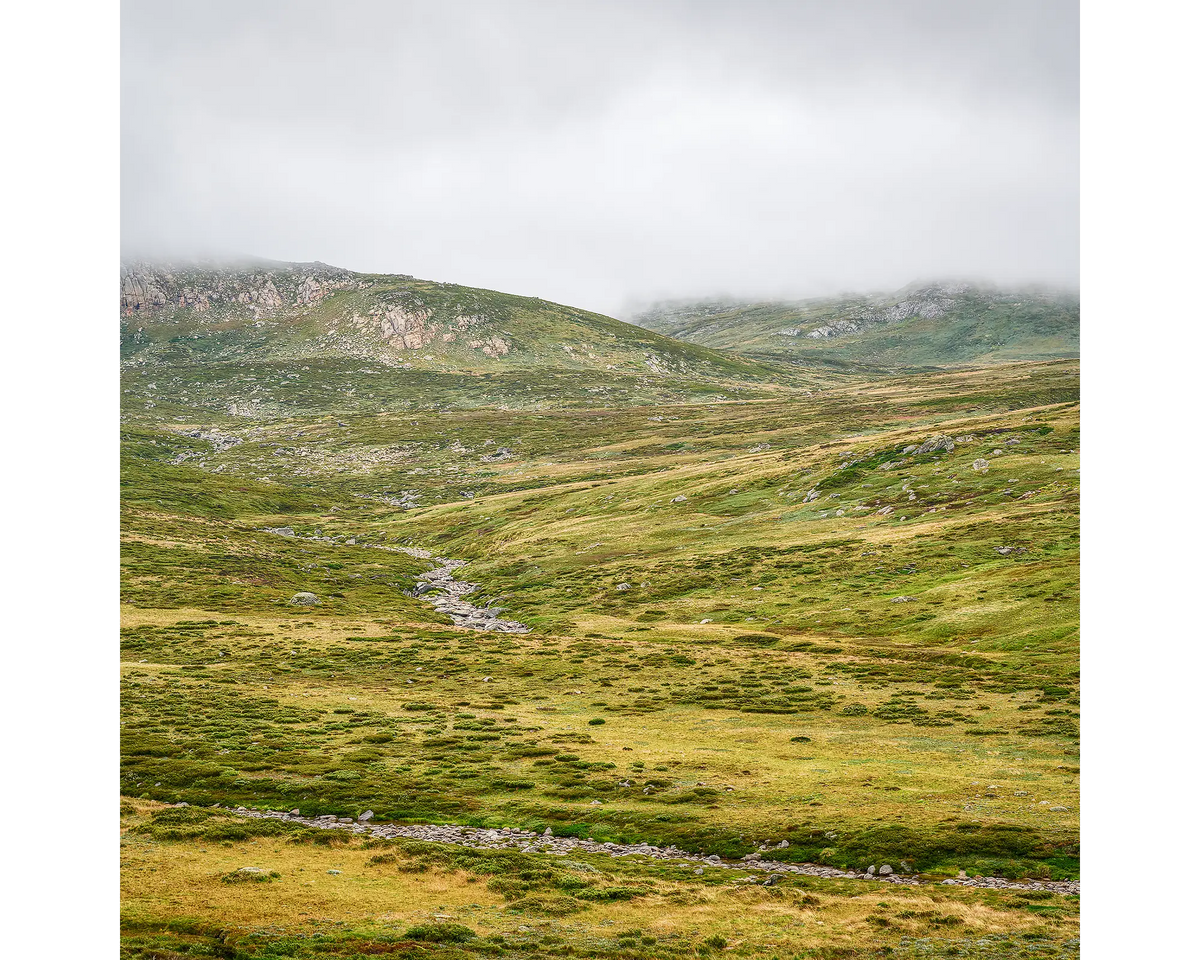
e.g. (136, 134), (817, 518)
(121, 348), (1079, 958)
(631, 291), (1080, 369)
(122, 263), (806, 388)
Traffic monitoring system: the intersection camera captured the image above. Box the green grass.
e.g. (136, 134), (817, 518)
(119, 287), (1080, 957)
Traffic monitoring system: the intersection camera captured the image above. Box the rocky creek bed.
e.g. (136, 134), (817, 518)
(265, 528), (530, 633)
(409, 554), (530, 633)
(213, 805), (1078, 895)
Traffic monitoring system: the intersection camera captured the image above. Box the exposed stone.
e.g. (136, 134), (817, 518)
(222, 797), (1081, 895)
(914, 435), (954, 455)
(289, 592), (320, 605)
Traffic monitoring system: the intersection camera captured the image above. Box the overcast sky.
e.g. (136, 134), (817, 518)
(122, 0), (1078, 316)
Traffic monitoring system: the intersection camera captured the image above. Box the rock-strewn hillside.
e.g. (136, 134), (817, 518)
(120, 259), (786, 380)
(629, 282), (1079, 369)
(120, 259), (816, 418)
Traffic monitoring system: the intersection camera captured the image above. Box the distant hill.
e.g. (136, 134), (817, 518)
(120, 260), (815, 417)
(627, 282), (1079, 369)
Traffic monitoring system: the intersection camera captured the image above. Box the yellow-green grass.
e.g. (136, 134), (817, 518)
(121, 800), (1079, 959)
(121, 358), (1080, 954)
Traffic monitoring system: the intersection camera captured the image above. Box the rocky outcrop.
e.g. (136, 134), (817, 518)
(468, 334), (511, 357)
(375, 305), (438, 350)
(119, 260), (358, 317)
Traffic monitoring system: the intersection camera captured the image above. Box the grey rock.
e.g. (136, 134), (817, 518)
(914, 436), (954, 455)
(972, 458), (989, 472)
(616, 582), (631, 591)
(670, 495), (688, 503)
(879, 864), (894, 876)
(890, 595), (915, 603)
(358, 810), (374, 822)
(289, 592), (320, 605)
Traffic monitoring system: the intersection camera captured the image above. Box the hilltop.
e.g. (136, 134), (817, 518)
(121, 260), (812, 417)
(628, 282), (1080, 370)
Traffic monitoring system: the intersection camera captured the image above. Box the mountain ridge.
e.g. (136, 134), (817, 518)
(627, 281), (1079, 369)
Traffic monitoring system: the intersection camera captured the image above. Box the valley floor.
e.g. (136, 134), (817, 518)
(121, 360), (1080, 958)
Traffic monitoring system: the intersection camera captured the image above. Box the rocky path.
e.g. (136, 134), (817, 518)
(220, 805), (1078, 895)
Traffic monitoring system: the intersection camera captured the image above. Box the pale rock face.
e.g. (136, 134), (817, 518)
(121, 274), (169, 312)
(375, 305), (438, 350)
(177, 286), (211, 312)
(469, 335), (511, 357)
(120, 263), (356, 319)
(296, 275), (326, 305)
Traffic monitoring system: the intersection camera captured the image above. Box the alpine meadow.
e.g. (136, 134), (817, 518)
(120, 259), (1080, 959)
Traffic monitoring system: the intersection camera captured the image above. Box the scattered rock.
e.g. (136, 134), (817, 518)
(890, 596), (916, 603)
(221, 808), (1079, 895)
(616, 582), (631, 591)
(972, 458), (989, 472)
(289, 592), (320, 606)
(358, 810), (374, 822)
(670, 495), (688, 503)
